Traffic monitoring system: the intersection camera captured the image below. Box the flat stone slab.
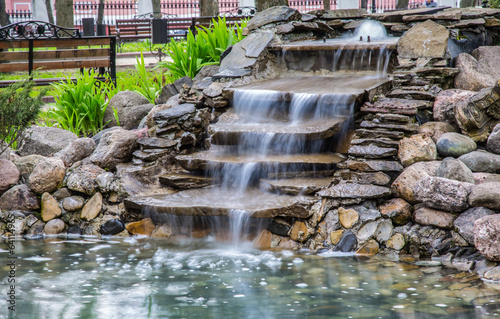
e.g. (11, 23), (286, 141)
(176, 150), (344, 171)
(124, 187), (315, 218)
(209, 118), (347, 145)
(317, 182), (392, 199)
(361, 97), (431, 115)
(364, 7), (448, 22)
(259, 177), (332, 195)
(269, 38), (399, 51)
(159, 173), (213, 189)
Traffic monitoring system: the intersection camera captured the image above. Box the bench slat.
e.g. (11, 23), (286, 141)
(0, 37), (115, 49)
(0, 48), (110, 61)
(0, 58), (110, 72)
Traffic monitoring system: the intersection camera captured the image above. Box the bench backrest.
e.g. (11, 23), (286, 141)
(115, 19), (151, 36)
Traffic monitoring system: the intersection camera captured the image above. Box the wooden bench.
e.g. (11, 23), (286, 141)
(113, 18), (151, 44)
(0, 21), (116, 87)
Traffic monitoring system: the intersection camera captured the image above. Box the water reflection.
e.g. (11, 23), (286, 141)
(1, 238), (499, 318)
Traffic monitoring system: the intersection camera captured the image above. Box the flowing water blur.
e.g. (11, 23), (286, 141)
(2, 238), (500, 319)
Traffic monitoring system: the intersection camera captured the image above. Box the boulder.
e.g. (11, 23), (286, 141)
(413, 176), (474, 212)
(397, 20), (449, 59)
(28, 157), (66, 194)
(18, 126), (77, 157)
(12, 154), (46, 181)
(459, 150), (500, 173)
(0, 159), (19, 194)
(90, 128), (138, 170)
(65, 163), (106, 195)
(81, 192), (103, 221)
(398, 134), (437, 167)
(338, 207), (359, 229)
(333, 231), (357, 252)
(146, 95), (180, 129)
(156, 77), (193, 105)
(474, 214), (500, 261)
(435, 157), (475, 184)
(436, 132), (477, 158)
(391, 161), (441, 203)
(62, 196), (85, 212)
(378, 198), (412, 225)
(40, 192), (62, 222)
(455, 46), (500, 91)
(125, 218), (156, 236)
(53, 137), (96, 167)
(469, 182), (500, 210)
(454, 207), (495, 245)
(413, 207), (455, 229)
(487, 123), (500, 154)
(44, 218), (65, 235)
(245, 6), (301, 32)
(0, 184), (40, 211)
(100, 219), (125, 236)
(104, 90), (150, 127)
(386, 233), (405, 250)
(433, 90), (475, 130)
(119, 103), (154, 130)
(417, 121), (456, 142)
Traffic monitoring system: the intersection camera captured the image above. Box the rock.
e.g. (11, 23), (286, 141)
(474, 214), (500, 261)
(357, 221), (379, 242)
(391, 161), (441, 203)
(484, 266), (500, 281)
(374, 220), (394, 243)
(413, 207), (455, 229)
(267, 220), (290, 237)
(454, 207), (495, 245)
(119, 103), (155, 130)
(436, 132), (477, 158)
(455, 46), (500, 91)
(12, 154), (46, 181)
(100, 219), (125, 236)
(245, 6), (301, 32)
(397, 20), (449, 59)
(337, 160), (404, 172)
(159, 173), (212, 189)
(332, 170), (391, 186)
(53, 138), (96, 167)
(356, 239), (379, 255)
(338, 207), (358, 229)
(433, 90), (475, 129)
(253, 229), (273, 249)
(469, 182), (500, 210)
(386, 233), (405, 250)
(90, 128), (138, 170)
(62, 196), (85, 212)
(487, 123), (500, 154)
(333, 231), (357, 252)
(0, 184), (39, 211)
(65, 163), (106, 195)
(156, 77), (192, 105)
(219, 33), (273, 74)
(398, 134), (437, 167)
(96, 172), (114, 193)
(459, 150), (500, 173)
(0, 159), (19, 194)
(151, 224), (174, 238)
(104, 90), (150, 127)
(241, 32), (275, 58)
(153, 103), (196, 126)
(290, 220), (309, 242)
(330, 229), (344, 245)
(436, 157), (475, 184)
(379, 198), (412, 225)
(28, 157), (66, 194)
(318, 182), (391, 199)
(413, 176), (473, 212)
(44, 218), (65, 235)
(18, 126), (77, 157)
(473, 172), (500, 184)
(347, 145), (397, 159)
(125, 218), (155, 236)
(67, 226), (83, 236)
(40, 193), (62, 222)
(417, 121), (457, 142)
(81, 193), (103, 221)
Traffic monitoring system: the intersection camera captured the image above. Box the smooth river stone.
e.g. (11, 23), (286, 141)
(436, 132), (477, 157)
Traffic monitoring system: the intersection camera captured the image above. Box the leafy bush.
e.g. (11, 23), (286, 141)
(160, 17), (248, 80)
(0, 79), (46, 155)
(46, 70), (115, 137)
(132, 52), (172, 103)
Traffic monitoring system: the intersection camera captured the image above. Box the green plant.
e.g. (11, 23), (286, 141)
(0, 79), (46, 155)
(133, 52), (165, 103)
(46, 70), (115, 137)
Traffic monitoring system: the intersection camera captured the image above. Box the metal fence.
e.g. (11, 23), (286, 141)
(6, 10), (32, 24)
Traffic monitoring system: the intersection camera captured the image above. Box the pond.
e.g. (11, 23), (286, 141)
(1, 237), (500, 319)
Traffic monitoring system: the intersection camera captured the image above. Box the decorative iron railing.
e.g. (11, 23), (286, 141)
(0, 20), (81, 40)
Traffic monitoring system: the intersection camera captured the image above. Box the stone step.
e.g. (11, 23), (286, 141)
(355, 128), (405, 140)
(360, 120), (419, 133)
(209, 118), (348, 145)
(361, 97), (431, 115)
(137, 137), (177, 150)
(176, 150), (345, 172)
(124, 187), (316, 218)
(159, 173), (213, 190)
(347, 144), (398, 159)
(337, 159), (404, 172)
(332, 169), (392, 186)
(259, 177), (332, 195)
(386, 89), (436, 101)
(317, 182), (392, 199)
(132, 149), (170, 162)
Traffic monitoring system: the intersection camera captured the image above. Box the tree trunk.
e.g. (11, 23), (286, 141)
(0, 0), (10, 26)
(200, 0), (219, 16)
(97, 0), (104, 24)
(55, 0), (74, 28)
(460, 0), (475, 7)
(396, 0), (409, 9)
(256, 0), (289, 12)
(45, 0), (55, 25)
(151, 0), (161, 17)
(323, 0), (330, 10)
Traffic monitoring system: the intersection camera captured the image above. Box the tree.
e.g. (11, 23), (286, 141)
(55, 0), (74, 28)
(97, 0), (104, 25)
(0, 0), (10, 26)
(255, 0), (289, 12)
(324, 0), (331, 10)
(152, 0), (161, 17)
(395, 0), (409, 9)
(45, 0), (55, 25)
(200, 0), (218, 16)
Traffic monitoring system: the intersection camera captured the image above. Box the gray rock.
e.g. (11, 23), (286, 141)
(104, 90), (150, 127)
(219, 40), (257, 73)
(65, 163), (106, 195)
(241, 32), (274, 58)
(347, 144), (397, 159)
(18, 126), (77, 157)
(0, 184), (40, 211)
(96, 172), (114, 192)
(413, 176), (474, 212)
(52, 188), (72, 200)
(454, 207), (495, 245)
(153, 103), (196, 125)
(413, 207), (455, 229)
(118, 103), (154, 130)
(436, 157), (475, 184)
(433, 90), (475, 130)
(397, 20), (449, 59)
(53, 137), (96, 167)
(156, 77), (193, 105)
(81, 192), (103, 221)
(374, 220), (393, 243)
(487, 123), (500, 154)
(12, 154), (46, 181)
(0, 142), (10, 161)
(436, 132), (477, 157)
(417, 121), (457, 142)
(28, 157), (66, 194)
(318, 182), (391, 199)
(44, 218), (65, 235)
(334, 231), (357, 252)
(391, 161), (441, 204)
(474, 214), (500, 261)
(469, 182), (500, 210)
(90, 129), (138, 170)
(398, 134), (437, 168)
(459, 150), (500, 173)
(357, 220), (379, 242)
(0, 159), (19, 194)
(62, 196), (85, 212)
(145, 95), (180, 129)
(473, 172), (500, 184)
(91, 127), (122, 146)
(455, 46), (500, 91)
(245, 6), (301, 32)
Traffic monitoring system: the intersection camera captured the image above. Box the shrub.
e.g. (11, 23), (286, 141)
(0, 79), (46, 155)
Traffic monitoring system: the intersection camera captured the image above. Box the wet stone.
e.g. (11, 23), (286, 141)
(474, 214), (500, 261)
(336, 160), (404, 172)
(259, 177), (331, 195)
(357, 221), (379, 242)
(159, 173), (213, 189)
(334, 231), (357, 252)
(126, 218), (156, 236)
(436, 157), (475, 184)
(330, 229), (344, 245)
(354, 129), (405, 140)
(290, 220), (309, 242)
(379, 198), (412, 225)
(386, 233), (405, 250)
(391, 161), (441, 204)
(468, 182), (500, 210)
(100, 219), (125, 236)
(350, 138), (400, 148)
(413, 176), (473, 212)
(137, 137), (177, 149)
(318, 182), (392, 199)
(81, 193), (103, 221)
(360, 120), (419, 133)
(348, 145), (397, 159)
(62, 196), (85, 212)
(413, 207), (455, 229)
(454, 207), (495, 246)
(436, 132), (477, 158)
(332, 170), (391, 186)
(398, 134), (437, 168)
(267, 220), (290, 237)
(357, 239), (379, 255)
(41, 193), (62, 222)
(132, 149), (170, 162)
(67, 226), (83, 236)
(459, 151), (500, 173)
(338, 207), (359, 229)
(360, 97), (430, 115)
(44, 219), (65, 235)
